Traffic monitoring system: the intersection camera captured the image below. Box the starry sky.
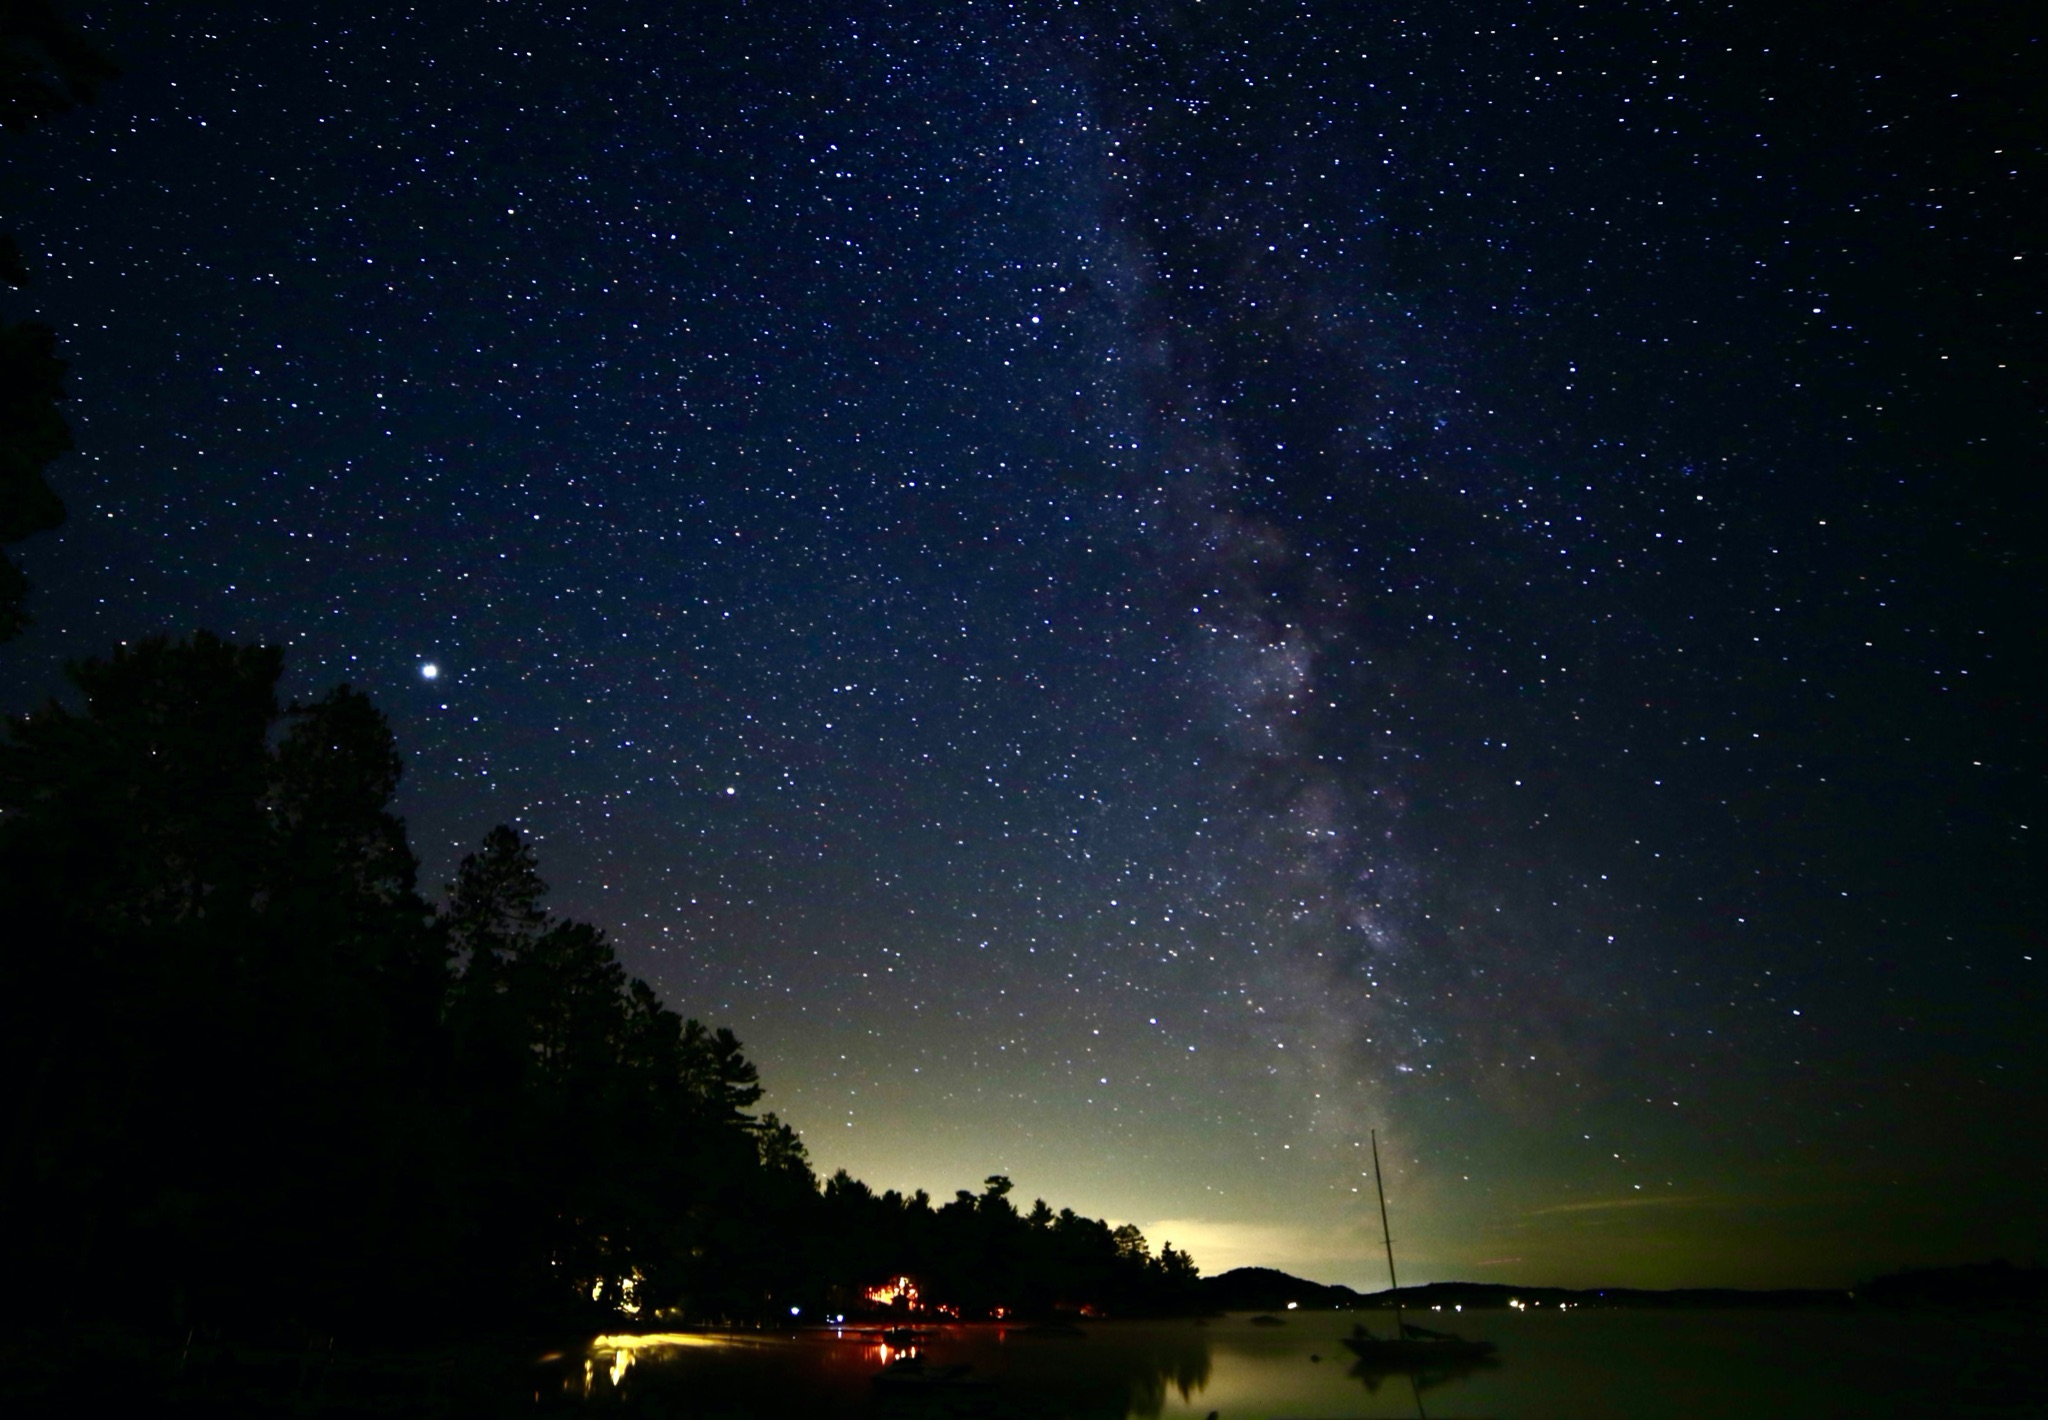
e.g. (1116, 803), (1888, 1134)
(3, 0), (2039, 1290)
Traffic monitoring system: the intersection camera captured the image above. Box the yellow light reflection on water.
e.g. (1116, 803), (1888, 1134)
(589, 1332), (736, 1352)
(870, 1340), (921, 1367)
(581, 1332), (742, 1396)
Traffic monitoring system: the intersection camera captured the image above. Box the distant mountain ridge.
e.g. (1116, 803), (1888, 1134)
(1200, 1261), (2046, 1312)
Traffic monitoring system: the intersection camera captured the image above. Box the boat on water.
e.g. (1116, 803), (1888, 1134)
(1342, 1129), (1499, 1370)
(1343, 1319), (1498, 1367)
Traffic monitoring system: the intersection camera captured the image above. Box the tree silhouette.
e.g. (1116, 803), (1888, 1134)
(0, 632), (1203, 1357)
(0, 634), (455, 1330)
(0, 0), (117, 134)
(0, 1), (116, 638)
(0, 309), (68, 637)
(447, 823), (549, 978)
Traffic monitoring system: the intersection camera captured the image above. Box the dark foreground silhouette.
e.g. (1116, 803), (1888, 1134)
(0, 636), (1201, 1410)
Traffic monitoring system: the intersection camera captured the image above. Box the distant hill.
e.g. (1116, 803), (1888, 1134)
(1201, 1263), (2046, 1315)
(1855, 1261), (2047, 1310)
(1197, 1268), (1853, 1312)
(1199, 1267), (1364, 1311)
(1368, 1281), (1852, 1311)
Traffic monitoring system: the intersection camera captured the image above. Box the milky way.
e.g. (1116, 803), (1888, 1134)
(3, 0), (2037, 1287)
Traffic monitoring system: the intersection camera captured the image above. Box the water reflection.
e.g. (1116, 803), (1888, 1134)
(567, 1330), (749, 1404)
(862, 1324), (1214, 1420)
(554, 1322), (1217, 1418)
(1121, 1335), (1213, 1418)
(1347, 1351), (1502, 1398)
(543, 1310), (2025, 1418)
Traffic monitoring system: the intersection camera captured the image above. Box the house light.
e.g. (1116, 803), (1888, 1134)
(865, 1276), (921, 1310)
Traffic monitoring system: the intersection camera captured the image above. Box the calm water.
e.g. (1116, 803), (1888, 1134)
(561, 1308), (2044, 1419)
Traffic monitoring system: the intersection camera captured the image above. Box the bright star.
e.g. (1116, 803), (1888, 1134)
(420, 662), (439, 680)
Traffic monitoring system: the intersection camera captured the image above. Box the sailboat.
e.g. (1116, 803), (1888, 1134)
(1342, 1130), (1499, 1368)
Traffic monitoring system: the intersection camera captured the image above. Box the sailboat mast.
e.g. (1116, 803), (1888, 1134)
(1371, 1129), (1405, 1337)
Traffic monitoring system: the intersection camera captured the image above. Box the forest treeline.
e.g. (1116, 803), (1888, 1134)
(0, 634), (1201, 1339)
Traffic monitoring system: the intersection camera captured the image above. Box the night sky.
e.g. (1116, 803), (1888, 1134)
(3, 0), (2039, 1290)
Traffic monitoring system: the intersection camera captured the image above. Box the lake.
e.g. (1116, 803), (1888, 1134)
(556, 1307), (2044, 1418)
